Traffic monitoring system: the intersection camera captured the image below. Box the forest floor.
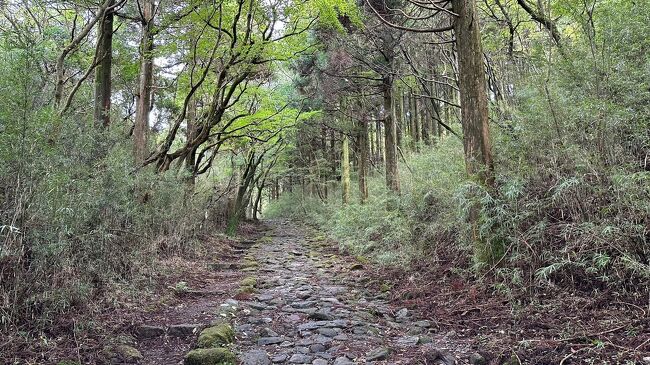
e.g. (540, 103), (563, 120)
(2, 219), (647, 365)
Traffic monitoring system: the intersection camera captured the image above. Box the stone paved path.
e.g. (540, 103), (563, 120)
(228, 219), (464, 365)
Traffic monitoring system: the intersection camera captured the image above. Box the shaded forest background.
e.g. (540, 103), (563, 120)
(0, 0), (648, 362)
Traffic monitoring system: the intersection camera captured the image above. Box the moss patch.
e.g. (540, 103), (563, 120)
(184, 348), (236, 365)
(242, 259), (259, 268)
(197, 323), (235, 348)
(240, 276), (257, 287)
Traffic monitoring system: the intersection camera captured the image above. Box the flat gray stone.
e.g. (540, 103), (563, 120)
(135, 325), (164, 339)
(309, 311), (334, 321)
(367, 347), (390, 361)
(258, 336), (284, 345)
(309, 344), (327, 353)
(289, 354), (313, 363)
(168, 323), (200, 337)
(271, 354), (288, 363)
(317, 327), (341, 337)
(241, 350), (272, 365)
(396, 335), (419, 347)
(414, 320), (432, 327)
(333, 356), (354, 365)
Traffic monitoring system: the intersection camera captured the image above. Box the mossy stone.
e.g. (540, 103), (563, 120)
(184, 348), (236, 365)
(240, 276), (257, 287)
(237, 285), (255, 294)
(197, 323), (235, 348)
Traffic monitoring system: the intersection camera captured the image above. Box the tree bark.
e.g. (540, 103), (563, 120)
(395, 86), (403, 148)
(358, 115), (369, 203)
(452, 0), (496, 262)
(94, 0), (114, 128)
(383, 75), (399, 192)
(134, 0), (155, 164)
(452, 0), (494, 187)
(341, 135), (351, 204)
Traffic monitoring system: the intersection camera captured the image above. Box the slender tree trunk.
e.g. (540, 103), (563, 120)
(134, 0), (155, 164)
(358, 115), (369, 203)
(395, 86), (403, 148)
(375, 119), (382, 163)
(421, 95), (430, 145)
(383, 76), (399, 192)
(341, 135), (351, 204)
(94, 0), (114, 128)
(414, 94), (421, 150)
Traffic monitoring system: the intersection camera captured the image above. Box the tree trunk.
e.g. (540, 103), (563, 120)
(452, 0), (494, 187)
(413, 94), (422, 152)
(358, 115), (369, 203)
(452, 0), (496, 263)
(375, 119), (382, 163)
(134, 0), (155, 164)
(383, 76), (399, 192)
(94, 0), (114, 128)
(341, 135), (351, 204)
(395, 86), (403, 148)
(421, 95), (430, 145)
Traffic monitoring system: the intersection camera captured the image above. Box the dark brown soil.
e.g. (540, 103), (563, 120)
(360, 253), (650, 364)
(0, 221), (268, 365)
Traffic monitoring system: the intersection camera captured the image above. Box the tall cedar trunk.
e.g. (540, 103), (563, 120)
(358, 115), (369, 203)
(452, 0), (496, 262)
(395, 87), (403, 148)
(383, 76), (399, 192)
(408, 93), (415, 150)
(134, 0), (154, 164)
(415, 95), (421, 145)
(452, 0), (494, 187)
(341, 135), (351, 204)
(369, 122), (375, 163)
(421, 95), (430, 145)
(94, 0), (114, 128)
(375, 119), (382, 163)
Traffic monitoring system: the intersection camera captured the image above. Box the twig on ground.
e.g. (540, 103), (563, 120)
(559, 347), (589, 365)
(559, 324), (627, 342)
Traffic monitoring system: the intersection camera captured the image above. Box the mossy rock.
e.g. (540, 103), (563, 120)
(240, 276), (257, 287)
(237, 285), (255, 294)
(197, 323), (235, 348)
(355, 255), (370, 264)
(184, 348), (236, 365)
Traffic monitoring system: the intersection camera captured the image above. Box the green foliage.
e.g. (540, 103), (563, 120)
(0, 42), (215, 330)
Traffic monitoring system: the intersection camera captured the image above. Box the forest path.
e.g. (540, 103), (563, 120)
(227, 219), (465, 365)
